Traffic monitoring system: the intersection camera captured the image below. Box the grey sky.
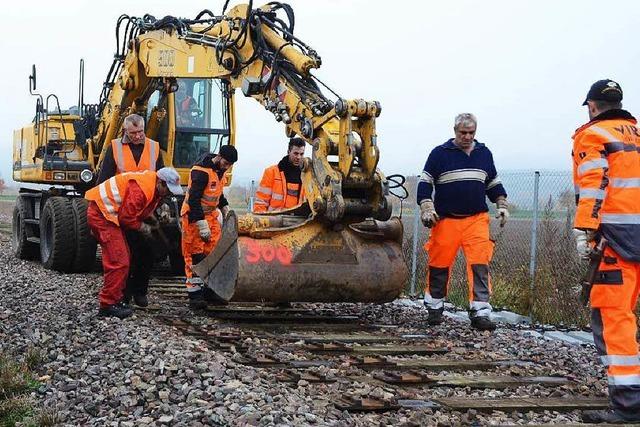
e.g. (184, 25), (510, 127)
(2, 0), (639, 185)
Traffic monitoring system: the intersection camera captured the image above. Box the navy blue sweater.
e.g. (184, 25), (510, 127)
(417, 139), (507, 217)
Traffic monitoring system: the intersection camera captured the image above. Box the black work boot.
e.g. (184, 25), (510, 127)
(133, 294), (149, 308)
(582, 409), (640, 424)
(98, 302), (133, 319)
(188, 290), (207, 309)
(470, 316), (496, 331)
(427, 308), (444, 326)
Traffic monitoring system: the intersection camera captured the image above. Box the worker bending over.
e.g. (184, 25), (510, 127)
(253, 138), (305, 212)
(85, 168), (183, 318)
(417, 113), (509, 331)
(181, 145), (238, 308)
(572, 79), (640, 424)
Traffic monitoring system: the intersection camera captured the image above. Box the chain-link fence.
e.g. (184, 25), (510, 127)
(398, 171), (592, 327)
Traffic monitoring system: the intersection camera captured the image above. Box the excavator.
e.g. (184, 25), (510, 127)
(11, 2), (408, 303)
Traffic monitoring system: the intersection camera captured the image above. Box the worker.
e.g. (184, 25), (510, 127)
(85, 168), (183, 319)
(253, 138), (306, 213)
(181, 145), (238, 308)
(176, 85), (201, 127)
(417, 113), (509, 331)
(572, 79), (640, 424)
(96, 113), (165, 308)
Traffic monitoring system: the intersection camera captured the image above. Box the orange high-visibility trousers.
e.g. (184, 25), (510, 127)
(423, 212), (494, 317)
(590, 245), (640, 416)
(181, 211), (222, 293)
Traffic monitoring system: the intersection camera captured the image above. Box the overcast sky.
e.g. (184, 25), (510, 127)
(2, 0), (640, 186)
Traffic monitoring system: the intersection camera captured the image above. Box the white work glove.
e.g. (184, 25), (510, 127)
(495, 197), (510, 227)
(196, 219), (211, 242)
(573, 228), (596, 261)
(157, 204), (172, 225)
(419, 199), (439, 228)
(138, 223), (154, 239)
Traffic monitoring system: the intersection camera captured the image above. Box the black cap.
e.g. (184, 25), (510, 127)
(218, 145), (238, 163)
(583, 79), (623, 106)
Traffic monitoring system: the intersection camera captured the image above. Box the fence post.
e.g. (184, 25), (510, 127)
(248, 180), (255, 212)
(410, 195), (421, 297)
(528, 171), (541, 320)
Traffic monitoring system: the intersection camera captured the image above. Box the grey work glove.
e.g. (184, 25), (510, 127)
(495, 197), (510, 227)
(419, 200), (439, 228)
(157, 203), (172, 225)
(138, 222), (154, 239)
(573, 228), (596, 261)
(196, 219), (211, 242)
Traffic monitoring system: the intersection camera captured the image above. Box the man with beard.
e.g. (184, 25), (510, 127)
(180, 145), (238, 308)
(253, 138), (306, 212)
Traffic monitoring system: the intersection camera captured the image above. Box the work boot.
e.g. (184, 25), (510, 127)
(132, 294), (149, 308)
(470, 316), (496, 331)
(427, 308), (444, 326)
(188, 290), (207, 309)
(98, 302), (133, 319)
(582, 409), (640, 424)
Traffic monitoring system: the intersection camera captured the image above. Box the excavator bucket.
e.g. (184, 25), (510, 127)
(193, 211), (408, 303)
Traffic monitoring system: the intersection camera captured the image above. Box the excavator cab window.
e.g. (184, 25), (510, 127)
(146, 90), (170, 152)
(173, 78), (230, 168)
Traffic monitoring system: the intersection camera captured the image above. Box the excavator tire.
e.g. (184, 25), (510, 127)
(40, 197), (76, 272)
(70, 198), (97, 272)
(12, 195), (38, 260)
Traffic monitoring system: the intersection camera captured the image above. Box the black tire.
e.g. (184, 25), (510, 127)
(71, 198), (97, 272)
(40, 197), (76, 272)
(12, 195), (38, 260)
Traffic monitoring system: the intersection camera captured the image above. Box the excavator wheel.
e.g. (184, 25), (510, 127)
(40, 197), (76, 272)
(70, 198), (97, 272)
(12, 195), (38, 260)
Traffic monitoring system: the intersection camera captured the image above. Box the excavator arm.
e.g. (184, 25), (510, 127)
(90, 2), (391, 222)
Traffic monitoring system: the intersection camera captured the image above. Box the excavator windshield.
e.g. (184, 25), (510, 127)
(172, 78), (230, 168)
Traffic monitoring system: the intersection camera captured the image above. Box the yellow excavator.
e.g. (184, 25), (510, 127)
(11, 2), (408, 303)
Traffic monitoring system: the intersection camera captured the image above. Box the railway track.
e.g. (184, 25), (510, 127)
(145, 277), (626, 424)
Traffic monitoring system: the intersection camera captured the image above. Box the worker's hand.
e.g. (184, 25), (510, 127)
(573, 228), (596, 261)
(138, 223), (154, 239)
(196, 219), (211, 242)
(157, 204), (172, 225)
(495, 197), (510, 227)
(419, 200), (439, 228)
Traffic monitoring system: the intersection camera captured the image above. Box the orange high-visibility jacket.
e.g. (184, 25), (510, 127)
(180, 165), (226, 217)
(85, 170), (158, 225)
(111, 137), (160, 173)
(253, 165), (305, 212)
(572, 111), (640, 262)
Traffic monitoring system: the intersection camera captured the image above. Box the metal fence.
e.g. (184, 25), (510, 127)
(397, 171), (591, 327)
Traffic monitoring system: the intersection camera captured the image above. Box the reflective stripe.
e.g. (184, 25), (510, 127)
(420, 171), (434, 184)
(590, 125), (619, 142)
(286, 189), (300, 197)
(423, 293), (444, 310)
(601, 214), (640, 224)
(257, 186), (273, 195)
(201, 194), (219, 202)
(254, 199), (268, 205)
(99, 182), (115, 215)
(600, 355), (640, 366)
(577, 158), (609, 176)
(272, 193), (284, 201)
(113, 139), (125, 172)
(470, 300), (492, 317)
(610, 178), (640, 188)
(437, 168), (487, 184)
(608, 374), (640, 386)
(148, 140), (157, 171)
(579, 188), (606, 199)
(109, 178), (122, 205)
(486, 177), (502, 190)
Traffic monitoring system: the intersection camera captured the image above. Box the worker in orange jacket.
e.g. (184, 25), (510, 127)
(572, 80), (640, 424)
(85, 168), (183, 318)
(181, 145), (238, 308)
(253, 138), (305, 213)
(96, 113), (165, 308)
